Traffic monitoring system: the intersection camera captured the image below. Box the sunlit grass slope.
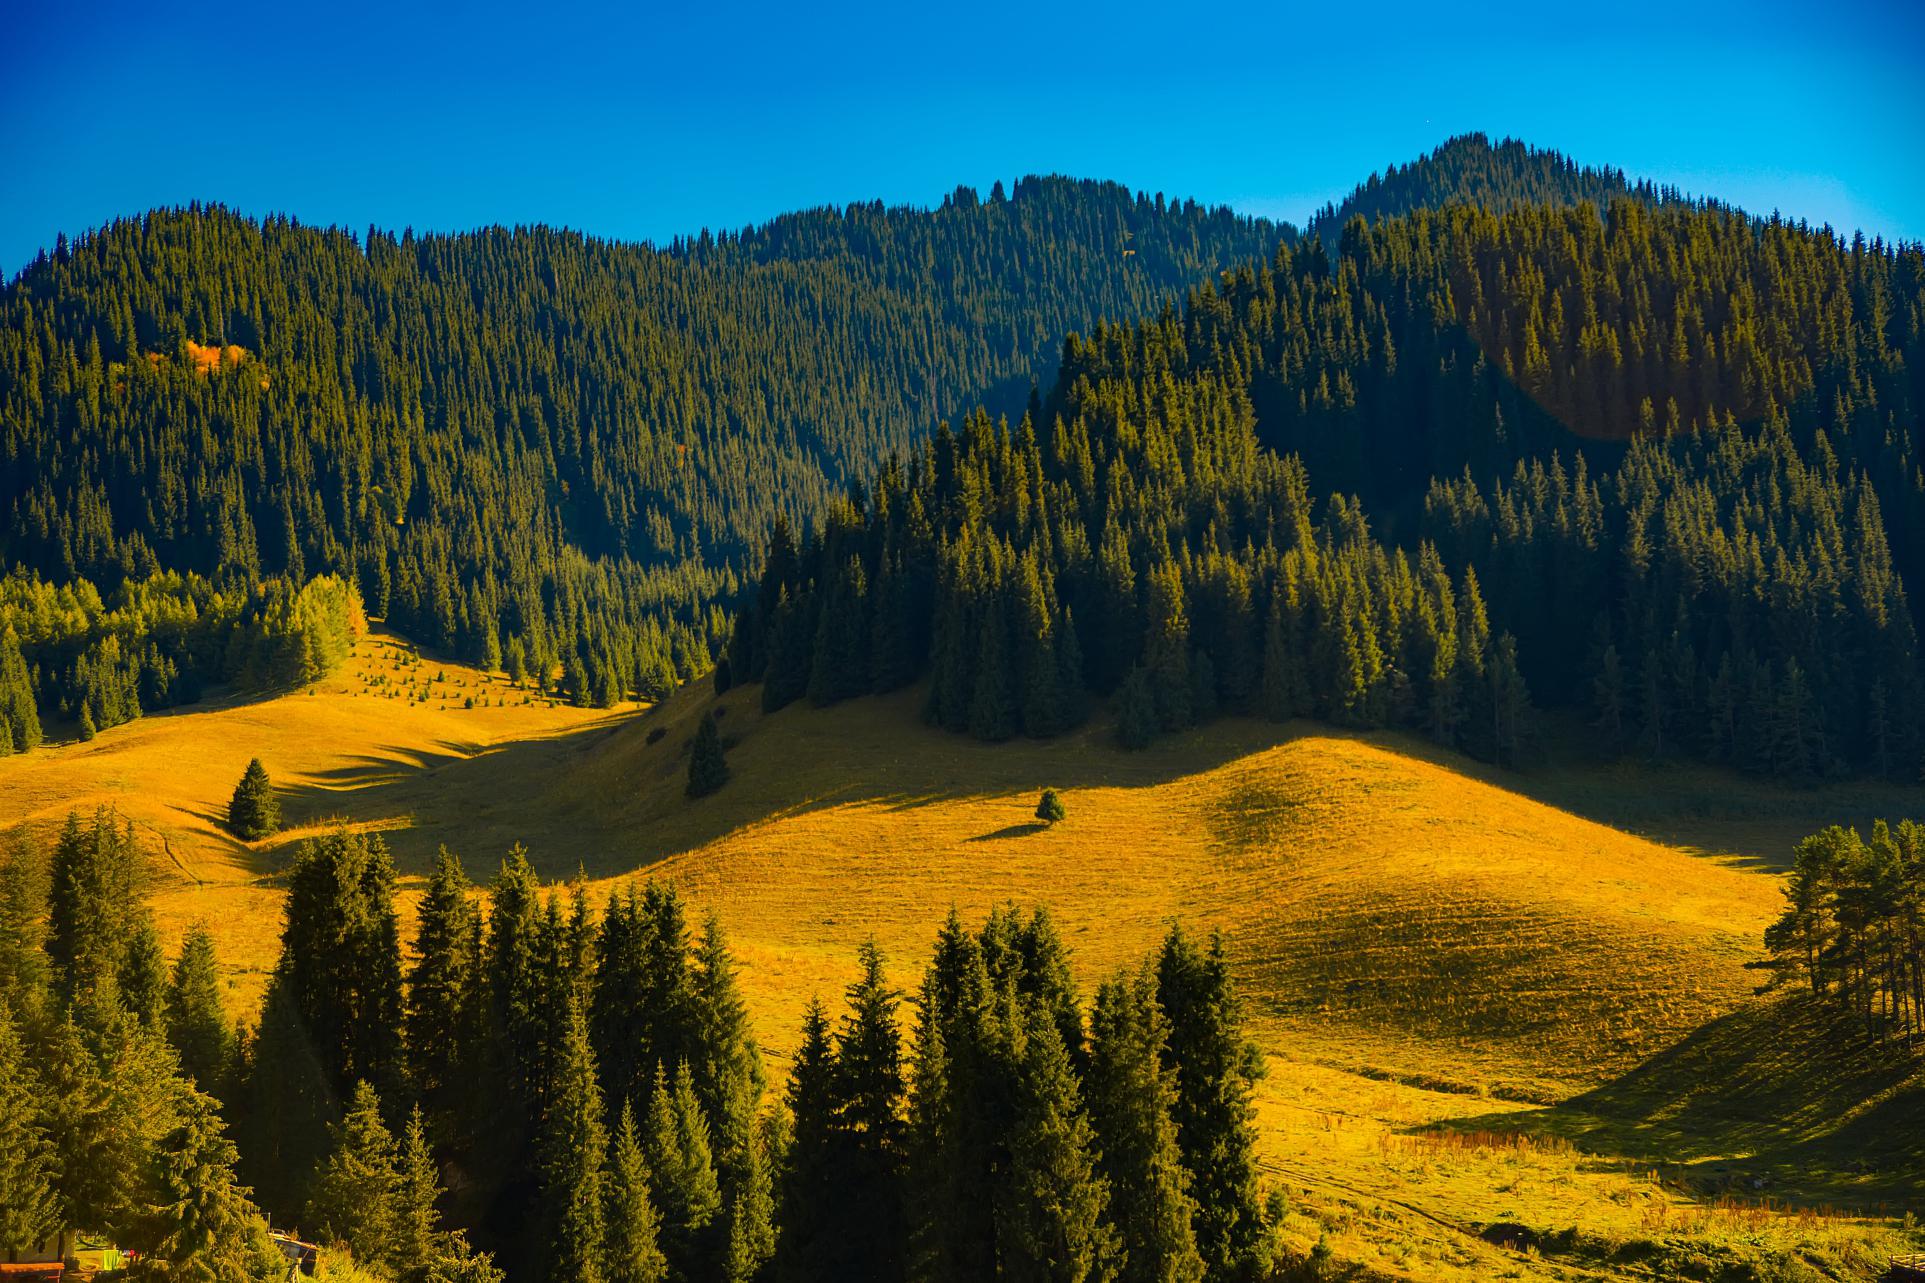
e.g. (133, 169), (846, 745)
(4, 655), (1920, 1278)
(0, 629), (623, 1007)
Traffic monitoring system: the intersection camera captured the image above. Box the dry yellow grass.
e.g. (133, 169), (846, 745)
(0, 629), (622, 1008)
(4, 653), (1920, 1279)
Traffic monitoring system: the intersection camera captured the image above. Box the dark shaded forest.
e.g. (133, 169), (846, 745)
(732, 198), (1925, 779)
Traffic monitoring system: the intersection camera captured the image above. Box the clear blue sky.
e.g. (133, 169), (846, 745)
(4, 0), (1921, 276)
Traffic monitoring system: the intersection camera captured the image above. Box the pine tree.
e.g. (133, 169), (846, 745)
(687, 712), (731, 798)
(307, 1079), (402, 1262)
(145, 1085), (287, 1283)
(227, 758), (280, 840)
(120, 919), (169, 1027)
(832, 940), (910, 1281)
(775, 999), (837, 1282)
(1035, 788), (1067, 825)
(0, 626), (42, 753)
(999, 1007), (1117, 1283)
(395, 1107), (443, 1274)
(607, 1103), (669, 1283)
(1116, 665), (1159, 751)
(1087, 974), (1203, 1283)
(645, 1062), (722, 1277)
(408, 847), (478, 1116)
(166, 924), (235, 1094)
(0, 1002), (60, 1254)
(1155, 928), (1273, 1281)
(540, 994), (609, 1283)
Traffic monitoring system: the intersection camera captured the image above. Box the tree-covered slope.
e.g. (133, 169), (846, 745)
(734, 199), (1925, 780)
(0, 180), (1283, 690)
(1307, 132), (1702, 240)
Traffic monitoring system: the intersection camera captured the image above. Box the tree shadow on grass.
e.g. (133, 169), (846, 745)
(966, 821), (1050, 842)
(1435, 993), (1925, 1208)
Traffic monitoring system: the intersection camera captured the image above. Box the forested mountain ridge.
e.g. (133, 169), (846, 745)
(735, 198), (1925, 780)
(1307, 132), (1705, 240)
(0, 180), (1283, 705)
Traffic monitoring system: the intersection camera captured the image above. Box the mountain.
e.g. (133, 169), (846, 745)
(734, 197), (1925, 780)
(1307, 131), (1703, 240)
(0, 180), (1283, 691)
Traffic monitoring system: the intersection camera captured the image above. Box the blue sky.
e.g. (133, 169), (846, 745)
(3, 0), (1921, 275)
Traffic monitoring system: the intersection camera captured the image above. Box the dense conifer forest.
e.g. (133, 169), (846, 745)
(1, 134), (1919, 775)
(731, 197), (1925, 779)
(0, 815), (1279, 1282)
(0, 179), (1281, 709)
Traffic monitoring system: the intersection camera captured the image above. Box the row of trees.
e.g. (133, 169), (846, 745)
(0, 569), (365, 748)
(0, 811), (1282, 1282)
(1761, 819), (1925, 1041)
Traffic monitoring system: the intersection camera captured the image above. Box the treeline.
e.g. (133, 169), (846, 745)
(0, 569), (363, 747)
(0, 181), (1282, 688)
(730, 199), (1925, 778)
(1762, 819), (1925, 1042)
(0, 815), (1284, 1283)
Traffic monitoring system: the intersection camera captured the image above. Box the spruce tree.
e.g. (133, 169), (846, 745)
(119, 919), (169, 1028)
(607, 1103), (669, 1283)
(999, 1008), (1117, 1283)
(408, 847), (477, 1117)
(775, 1000), (837, 1282)
(278, 829), (406, 1105)
(832, 940), (910, 1281)
(307, 1079), (402, 1262)
(227, 758), (280, 840)
(689, 915), (773, 1281)
(145, 1085), (287, 1283)
(0, 626), (41, 753)
(644, 1062), (722, 1277)
(0, 837), (48, 1017)
(687, 712), (731, 798)
(47, 808), (144, 1009)
(0, 1002), (60, 1254)
(166, 924), (235, 1093)
(395, 1107), (443, 1274)
(1116, 666), (1159, 751)
(1088, 974), (1204, 1283)
(1155, 929), (1273, 1281)
(540, 995), (609, 1283)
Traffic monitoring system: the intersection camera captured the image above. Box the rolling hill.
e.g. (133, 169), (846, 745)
(2, 635), (1918, 1279)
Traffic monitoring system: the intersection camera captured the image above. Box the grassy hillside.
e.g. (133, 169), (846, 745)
(2, 646), (1920, 1279)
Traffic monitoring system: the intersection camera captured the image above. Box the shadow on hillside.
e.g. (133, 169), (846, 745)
(1437, 994), (1925, 1207)
(266, 668), (1925, 889)
(966, 821), (1050, 842)
(267, 682), (1289, 879)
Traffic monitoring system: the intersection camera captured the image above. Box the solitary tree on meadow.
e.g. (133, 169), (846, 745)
(1035, 789), (1066, 825)
(227, 759), (280, 840)
(686, 714), (730, 799)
